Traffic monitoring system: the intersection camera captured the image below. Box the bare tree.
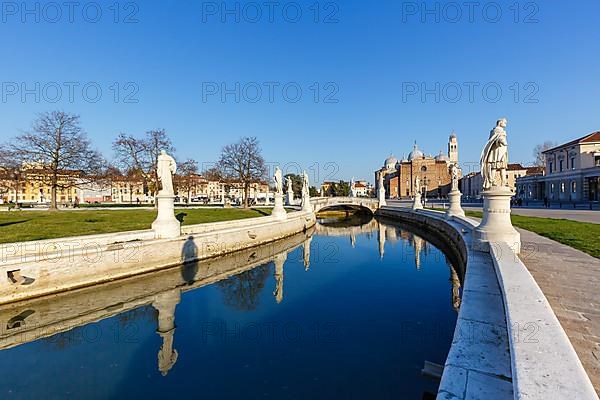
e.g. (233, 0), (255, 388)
(112, 129), (175, 198)
(0, 146), (22, 206)
(218, 137), (267, 208)
(203, 166), (223, 181)
(175, 159), (199, 203)
(5, 111), (104, 209)
(533, 141), (557, 167)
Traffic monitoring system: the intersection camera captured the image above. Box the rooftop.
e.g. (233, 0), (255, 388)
(543, 131), (600, 153)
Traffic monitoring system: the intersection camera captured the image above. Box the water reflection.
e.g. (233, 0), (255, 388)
(0, 216), (464, 399)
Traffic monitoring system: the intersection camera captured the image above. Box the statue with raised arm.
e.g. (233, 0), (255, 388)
(480, 118), (509, 190)
(273, 167), (283, 195)
(157, 150), (177, 196)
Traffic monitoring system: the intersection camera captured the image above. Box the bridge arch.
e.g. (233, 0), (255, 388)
(310, 197), (380, 215)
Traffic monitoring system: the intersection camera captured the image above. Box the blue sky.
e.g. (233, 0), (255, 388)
(1, 0), (599, 183)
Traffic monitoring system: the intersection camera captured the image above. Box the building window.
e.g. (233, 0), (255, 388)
(559, 160), (564, 172)
(421, 166), (427, 172)
(549, 162), (553, 173)
(571, 181), (576, 193)
(595, 155), (600, 167)
(571, 157), (576, 170)
(561, 182), (565, 193)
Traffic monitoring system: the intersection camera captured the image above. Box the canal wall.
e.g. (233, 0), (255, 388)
(0, 228), (313, 350)
(0, 210), (316, 305)
(376, 206), (598, 400)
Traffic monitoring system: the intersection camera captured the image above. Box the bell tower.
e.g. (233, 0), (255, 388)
(448, 131), (458, 163)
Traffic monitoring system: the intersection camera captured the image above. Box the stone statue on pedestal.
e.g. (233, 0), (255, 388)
(157, 150), (177, 195)
(271, 167), (287, 220)
(480, 118), (509, 190)
(412, 175), (423, 210)
(450, 163), (459, 192)
(350, 177), (356, 197)
(273, 167), (283, 195)
(152, 150), (181, 238)
(301, 170), (312, 212)
(474, 118), (520, 253)
(378, 172), (386, 206)
(414, 176), (421, 196)
(446, 162), (465, 219)
(286, 177), (293, 195)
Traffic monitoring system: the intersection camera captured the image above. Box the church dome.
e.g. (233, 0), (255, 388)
(435, 151), (450, 162)
(384, 155), (398, 169)
(408, 143), (424, 161)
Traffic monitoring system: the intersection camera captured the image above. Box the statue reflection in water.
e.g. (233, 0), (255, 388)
(152, 289), (181, 376)
(273, 253), (287, 304)
(447, 257), (462, 312)
(303, 237), (312, 271)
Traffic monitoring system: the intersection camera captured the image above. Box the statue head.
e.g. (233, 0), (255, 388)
(160, 150), (166, 155)
(496, 118), (508, 128)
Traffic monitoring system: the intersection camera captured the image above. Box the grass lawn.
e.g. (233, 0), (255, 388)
(0, 208), (276, 243)
(464, 210), (600, 259)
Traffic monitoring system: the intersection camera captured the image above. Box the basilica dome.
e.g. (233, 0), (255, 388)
(408, 143), (424, 161)
(384, 155), (398, 170)
(435, 151), (450, 162)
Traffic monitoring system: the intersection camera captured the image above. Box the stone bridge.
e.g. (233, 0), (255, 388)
(310, 197), (380, 214)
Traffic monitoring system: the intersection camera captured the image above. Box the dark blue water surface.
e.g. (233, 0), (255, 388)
(0, 217), (461, 399)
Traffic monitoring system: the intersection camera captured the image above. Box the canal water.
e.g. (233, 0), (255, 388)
(0, 216), (461, 399)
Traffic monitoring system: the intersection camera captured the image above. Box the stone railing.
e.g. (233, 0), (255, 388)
(376, 206), (598, 400)
(490, 242), (598, 399)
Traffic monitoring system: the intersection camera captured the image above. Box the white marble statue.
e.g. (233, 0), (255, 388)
(273, 167), (283, 195)
(449, 163), (459, 192)
(414, 176), (421, 195)
(157, 150), (177, 195)
(480, 118), (509, 190)
(377, 172), (385, 198)
(302, 171), (309, 196)
(286, 176), (293, 195)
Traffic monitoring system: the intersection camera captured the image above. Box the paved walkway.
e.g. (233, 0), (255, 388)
(518, 228), (600, 394)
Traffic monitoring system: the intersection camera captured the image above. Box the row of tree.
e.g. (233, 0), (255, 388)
(0, 111), (273, 209)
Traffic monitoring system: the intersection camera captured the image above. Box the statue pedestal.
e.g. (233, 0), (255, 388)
(272, 193), (287, 220)
(473, 186), (521, 254)
(301, 192), (313, 213)
(412, 193), (423, 210)
(378, 191), (386, 207)
(152, 194), (181, 239)
(446, 189), (465, 219)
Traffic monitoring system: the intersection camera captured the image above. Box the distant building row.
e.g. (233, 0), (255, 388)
(0, 167), (271, 205)
(515, 131), (600, 202)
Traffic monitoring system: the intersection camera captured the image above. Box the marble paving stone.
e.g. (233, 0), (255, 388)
(459, 290), (506, 327)
(464, 270), (502, 296)
(464, 371), (513, 400)
(436, 365), (467, 399)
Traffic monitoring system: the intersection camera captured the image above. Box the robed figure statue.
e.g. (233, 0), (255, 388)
(157, 150), (177, 195)
(273, 167), (283, 195)
(480, 118), (509, 190)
